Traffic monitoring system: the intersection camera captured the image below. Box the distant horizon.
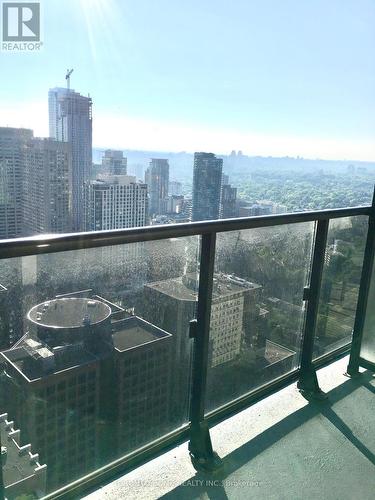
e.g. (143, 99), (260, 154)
(1, 114), (375, 165)
(92, 146), (375, 166)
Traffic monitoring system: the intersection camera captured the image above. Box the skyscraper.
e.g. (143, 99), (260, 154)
(87, 175), (148, 231)
(145, 159), (169, 216)
(0, 127), (33, 239)
(192, 152), (222, 221)
(102, 150), (127, 176)
(48, 87), (92, 231)
(0, 128), (72, 238)
(23, 138), (72, 235)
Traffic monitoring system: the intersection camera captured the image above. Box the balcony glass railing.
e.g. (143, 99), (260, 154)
(314, 216), (367, 358)
(205, 222), (314, 414)
(0, 201), (374, 499)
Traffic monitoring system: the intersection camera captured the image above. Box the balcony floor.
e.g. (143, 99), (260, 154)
(84, 356), (375, 500)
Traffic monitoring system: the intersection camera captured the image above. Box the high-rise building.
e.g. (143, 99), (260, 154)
(102, 150), (127, 176)
(23, 138), (72, 235)
(0, 127), (33, 239)
(0, 128), (72, 238)
(87, 175), (148, 231)
(0, 294), (172, 492)
(192, 152), (223, 221)
(221, 184), (237, 219)
(145, 159), (169, 216)
(48, 87), (92, 231)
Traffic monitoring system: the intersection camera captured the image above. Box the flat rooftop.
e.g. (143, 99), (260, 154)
(146, 273), (261, 302)
(264, 339), (296, 365)
(28, 298), (111, 329)
(112, 317), (171, 352)
(1, 339), (98, 382)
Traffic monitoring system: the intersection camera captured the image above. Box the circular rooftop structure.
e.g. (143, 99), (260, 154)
(28, 298), (111, 330)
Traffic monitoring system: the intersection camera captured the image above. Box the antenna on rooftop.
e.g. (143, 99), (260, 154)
(65, 69), (74, 91)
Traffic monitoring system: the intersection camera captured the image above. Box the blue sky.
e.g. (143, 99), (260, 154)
(1, 0), (375, 160)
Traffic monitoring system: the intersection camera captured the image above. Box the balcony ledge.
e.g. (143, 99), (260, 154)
(84, 356), (375, 500)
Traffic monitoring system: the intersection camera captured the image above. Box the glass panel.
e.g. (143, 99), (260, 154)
(205, 222), (314, 414)
(0, 236), (198, 496)
(360, 256), (375, 364)
(314, 216), (367, 358)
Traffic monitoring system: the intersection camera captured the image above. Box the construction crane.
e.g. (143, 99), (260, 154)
(65, 69), (73, 90)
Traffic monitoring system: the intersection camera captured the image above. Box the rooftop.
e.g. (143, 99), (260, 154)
(146, 273), (261, 302)
(92, 175), (139, 187)
(263, 339), (296, 365)
(112, 316), (171, 352)
(28, 298), (111, 329)
(1, 338), (98, 382)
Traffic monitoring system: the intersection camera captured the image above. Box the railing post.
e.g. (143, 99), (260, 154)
(188, 232), (223, 473)
(0, 432), (4, 500)
(347, 187), (375, 376)
(297, 219), (329, 400)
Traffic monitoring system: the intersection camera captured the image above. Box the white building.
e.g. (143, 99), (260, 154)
(87, 175), (148, 230)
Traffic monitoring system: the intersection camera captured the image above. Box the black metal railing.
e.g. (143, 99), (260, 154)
(0, 193), (374, 499)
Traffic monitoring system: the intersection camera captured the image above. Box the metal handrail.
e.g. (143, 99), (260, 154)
(0, 204), (371, 259)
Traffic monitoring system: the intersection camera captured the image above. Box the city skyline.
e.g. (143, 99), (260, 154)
(3, 97), (375, 163)
(0, 0), (375, 161)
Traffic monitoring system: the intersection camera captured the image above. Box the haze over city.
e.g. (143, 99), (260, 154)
(1, 0), (375, 160)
